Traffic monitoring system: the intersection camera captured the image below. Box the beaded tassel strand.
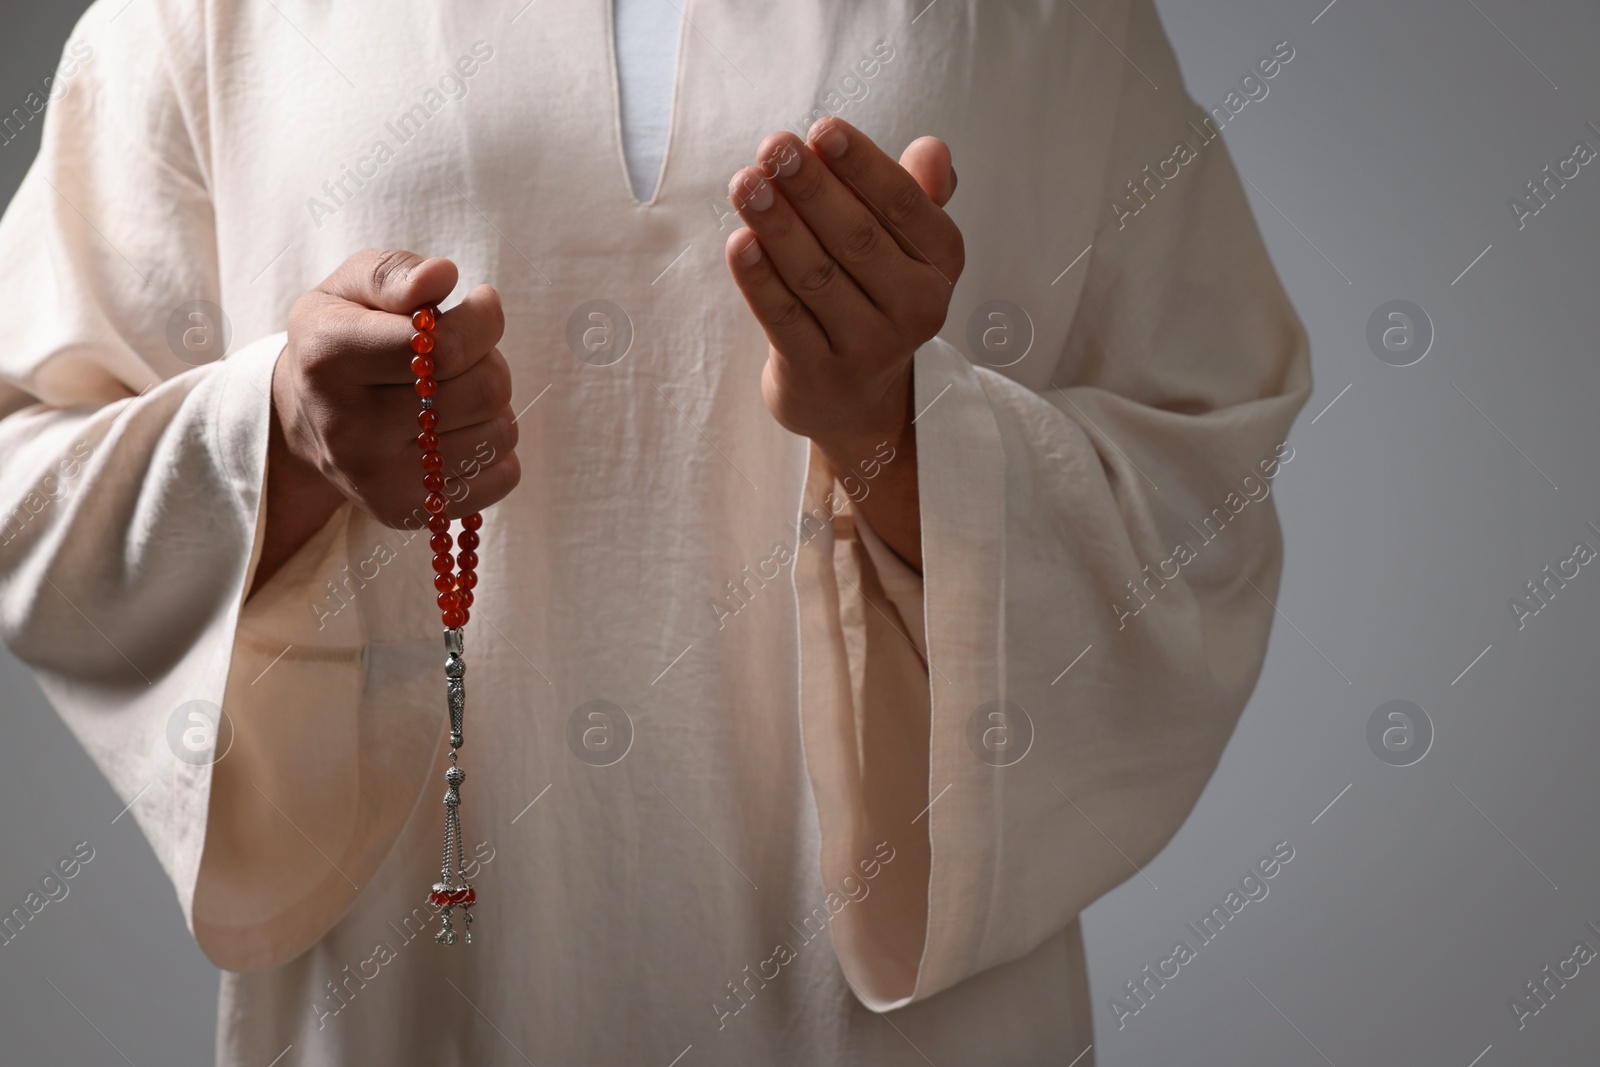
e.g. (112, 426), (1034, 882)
(412, 304), (482, 945)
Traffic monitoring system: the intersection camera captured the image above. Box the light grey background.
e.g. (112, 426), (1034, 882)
(2, 1), (1597, 1064)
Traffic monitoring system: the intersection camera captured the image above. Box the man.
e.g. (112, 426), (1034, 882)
(0, 0), (1308, 1063)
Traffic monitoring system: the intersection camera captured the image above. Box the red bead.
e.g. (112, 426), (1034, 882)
(426, 883), (476, 907)
(412, 300), (473, 637)
(459, 607), (470, 626)
(457, 529), (479, 551)
(457, 550), (478, 571)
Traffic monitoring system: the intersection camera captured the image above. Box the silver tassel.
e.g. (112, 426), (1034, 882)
(429, 627), (475, 944)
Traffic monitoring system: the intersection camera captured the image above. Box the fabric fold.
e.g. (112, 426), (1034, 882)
(851, 506), (927, 658)
(0, 331), (283, 955)
(194, 494), (449, 971)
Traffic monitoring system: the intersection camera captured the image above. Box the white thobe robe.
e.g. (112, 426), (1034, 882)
(0, 0), (1310, 1063)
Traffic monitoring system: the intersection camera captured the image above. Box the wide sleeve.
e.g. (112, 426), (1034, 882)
(792, 0), (1312, 1010)
(0, 0), (430, 973)
(0, 0), (270, 933)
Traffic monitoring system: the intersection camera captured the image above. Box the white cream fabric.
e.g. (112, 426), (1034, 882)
(0, 1), (1309, 1064)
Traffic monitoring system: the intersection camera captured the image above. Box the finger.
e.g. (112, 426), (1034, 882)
(434, 411), (519, 508)
(442, 449), (520, 522)
(337, 396), (518, 524)
(899, 135), (957, 207)
(291, 295), (419, 387)
(753, 131), (927, 312)
(318, 248), (458, 315)
(313, 283), (505, 388)
(723, 228), (830, 360)
(421, 345), (514, 434)
(369, 344), (512, 437)
(378, 446), (521, 530)
(428, 285), (505, 381)
(727, 166), (879, 343)
(805, 118), (963, 281)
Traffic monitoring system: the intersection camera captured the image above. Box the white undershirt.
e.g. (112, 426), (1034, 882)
(614, 0), (681, 203)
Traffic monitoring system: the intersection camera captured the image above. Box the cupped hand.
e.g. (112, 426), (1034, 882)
(723, 117), (963, 460)
(257, 249), (519, 590)
(723, 119), (962, 570)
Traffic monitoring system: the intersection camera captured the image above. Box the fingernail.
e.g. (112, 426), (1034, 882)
(738, 236), (762, 266)
(772, 143), (802, 178)
(812, 124), (848, 159)
(730, 172), (773, 211)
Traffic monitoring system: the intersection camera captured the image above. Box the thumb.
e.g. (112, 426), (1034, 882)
(321, 248), (460, 313)
(899, 136), (957, 208)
